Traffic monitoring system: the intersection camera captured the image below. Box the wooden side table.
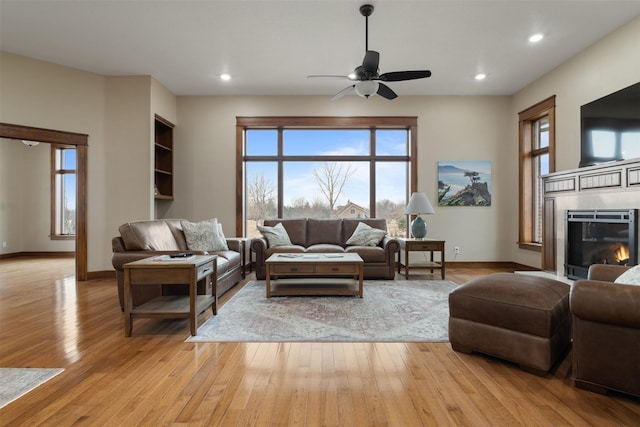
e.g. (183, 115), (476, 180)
(397, 238), (446, 279)
(123, 254), (217, 337)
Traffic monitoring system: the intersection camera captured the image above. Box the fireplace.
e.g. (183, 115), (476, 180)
(565, 209), (638, 280)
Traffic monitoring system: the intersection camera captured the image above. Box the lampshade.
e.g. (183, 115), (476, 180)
(354, 80), (379, 98)
(404, 192), (435, 215)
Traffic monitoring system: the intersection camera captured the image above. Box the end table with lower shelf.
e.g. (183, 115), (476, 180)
(123, 254), (217, 337)
(397, 238), (446, 279)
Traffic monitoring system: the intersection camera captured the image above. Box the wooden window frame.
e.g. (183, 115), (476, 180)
(518, 96), (555, 251)
(235, 116), (418, 237)
(51, 144), (77, 240)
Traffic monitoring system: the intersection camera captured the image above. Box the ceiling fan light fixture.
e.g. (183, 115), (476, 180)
(22, 140), (39, 147)
(355, 80), (379, 98)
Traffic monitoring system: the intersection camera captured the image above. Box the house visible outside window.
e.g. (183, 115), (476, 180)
(237, 117), (418, 238)
(51, 145), (76, 239)
(518, 96), (555, 250)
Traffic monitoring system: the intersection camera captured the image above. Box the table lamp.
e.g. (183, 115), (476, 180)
(405, 192), (435, 239)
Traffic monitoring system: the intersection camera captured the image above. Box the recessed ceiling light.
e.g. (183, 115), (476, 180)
(475, 73), (486, 81)
(220, 73), (231, 81)
(529, 33), (544, 43)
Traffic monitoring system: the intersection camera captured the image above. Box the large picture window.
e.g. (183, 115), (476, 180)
(236, 117), (418, 238)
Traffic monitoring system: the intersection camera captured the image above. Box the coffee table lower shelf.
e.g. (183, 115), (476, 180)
(267, 277), (362, 297)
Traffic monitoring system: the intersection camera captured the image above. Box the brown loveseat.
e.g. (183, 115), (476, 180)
(251, 218), (400, 280)
(570, 264), (640, 397)
(112, 219), (243, 309)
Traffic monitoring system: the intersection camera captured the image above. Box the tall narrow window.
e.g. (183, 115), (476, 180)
(51, 145), (76, 239)
(519, 96), (555, 250)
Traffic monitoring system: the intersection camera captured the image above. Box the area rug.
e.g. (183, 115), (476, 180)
(188, 280), (457, 342)
(0, 368), (64, 409)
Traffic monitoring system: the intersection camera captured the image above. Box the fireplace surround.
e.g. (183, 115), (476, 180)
(565, 209), (637, 279)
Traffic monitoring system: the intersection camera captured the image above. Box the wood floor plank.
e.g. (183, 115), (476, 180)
(0, 256), (638, 426)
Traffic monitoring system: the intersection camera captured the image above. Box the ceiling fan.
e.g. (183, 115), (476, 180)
(308, 4), (431, 101)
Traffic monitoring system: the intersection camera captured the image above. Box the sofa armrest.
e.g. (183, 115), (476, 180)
(224, 238), (243, 253)
(587, 264), (630, 282)
(570, 279), (640, 329)
(382, 236), (400, 253)
(112, 236), (126, 253)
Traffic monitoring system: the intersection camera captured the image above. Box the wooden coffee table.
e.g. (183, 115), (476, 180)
(265, 253), (364, 298)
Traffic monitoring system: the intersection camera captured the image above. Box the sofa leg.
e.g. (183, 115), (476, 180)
(574, 379), (610, 395)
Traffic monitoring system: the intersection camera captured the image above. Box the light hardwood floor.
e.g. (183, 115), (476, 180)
(1, 256), (638, 426)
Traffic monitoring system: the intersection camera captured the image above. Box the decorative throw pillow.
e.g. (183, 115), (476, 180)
(180, 218), (229, 252)
(613, 265), (640, 285)
(257, 222), (292, 247)
(346, 222), (386, 247)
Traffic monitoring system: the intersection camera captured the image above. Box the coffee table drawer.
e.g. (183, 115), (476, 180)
(315, 264), (358, 274)
(271, 264), (315, 274)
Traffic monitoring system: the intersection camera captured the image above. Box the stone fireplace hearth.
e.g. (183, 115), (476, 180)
(542, 158), (640, 276)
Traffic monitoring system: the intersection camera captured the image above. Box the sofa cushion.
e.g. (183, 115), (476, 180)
(258, 222), (293, 247)
(307, 219), (343, 246)
(345, 246), (386, 262)
(119, 220), (182, 251)
(306, 244), (345, 253)
(346, 222), (386, 247)
(181, 218), (229, 252)
(264, 245), (306, 257)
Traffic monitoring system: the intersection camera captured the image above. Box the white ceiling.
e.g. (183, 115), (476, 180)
(2, 0), (639, 97)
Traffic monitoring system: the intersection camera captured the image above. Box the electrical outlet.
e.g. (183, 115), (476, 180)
(2, 241), (6, 248)
(454, 246), (460, 254)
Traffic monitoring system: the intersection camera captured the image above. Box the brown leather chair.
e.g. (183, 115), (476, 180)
(570, 264), (640, 397)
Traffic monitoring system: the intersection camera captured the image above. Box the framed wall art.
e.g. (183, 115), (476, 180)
(438, 160), (492, 206)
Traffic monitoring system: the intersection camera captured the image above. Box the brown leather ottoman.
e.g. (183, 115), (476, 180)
(448, 273), (571, 375)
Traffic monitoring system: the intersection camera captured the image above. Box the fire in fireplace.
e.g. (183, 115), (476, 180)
(565, 209), (638, 279)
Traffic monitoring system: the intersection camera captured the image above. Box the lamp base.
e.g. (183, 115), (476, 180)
(410, 216), (427, 239)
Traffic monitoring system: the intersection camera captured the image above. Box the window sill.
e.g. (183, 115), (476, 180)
(518, 242), (542, 252)
(50, 235), (76, 241)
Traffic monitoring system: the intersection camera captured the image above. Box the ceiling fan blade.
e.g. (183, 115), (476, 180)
(377, 83), (397, 100)
(307, 75), (351, 80)
(331, 85), (356, 101)
(362, 50), (379, 74)
(379, 70), (432, 82)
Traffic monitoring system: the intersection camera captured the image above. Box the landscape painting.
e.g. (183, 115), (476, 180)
(438, 161), (492, 206)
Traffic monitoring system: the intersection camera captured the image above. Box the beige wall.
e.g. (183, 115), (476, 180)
(0, 16), (637, 272)
(0, 140), (71, 253)
(0, 53), (177, 271)
(174, 95), (515, 262)
(510, 16), (640, 268)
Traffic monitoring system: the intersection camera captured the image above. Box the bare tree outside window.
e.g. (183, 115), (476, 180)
(247, 172), (276, 223)
(312, 162), (355, 214)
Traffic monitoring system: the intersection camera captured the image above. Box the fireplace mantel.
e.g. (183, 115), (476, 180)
(541, 159), (640, 274)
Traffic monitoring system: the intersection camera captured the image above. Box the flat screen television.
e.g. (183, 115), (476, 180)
(580, 82), (640, 167)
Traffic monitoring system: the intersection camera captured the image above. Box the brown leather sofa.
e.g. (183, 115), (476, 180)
(570, 264), (640, 397)
(112, 219), (243, 309)
(251, 218), (400, 280)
